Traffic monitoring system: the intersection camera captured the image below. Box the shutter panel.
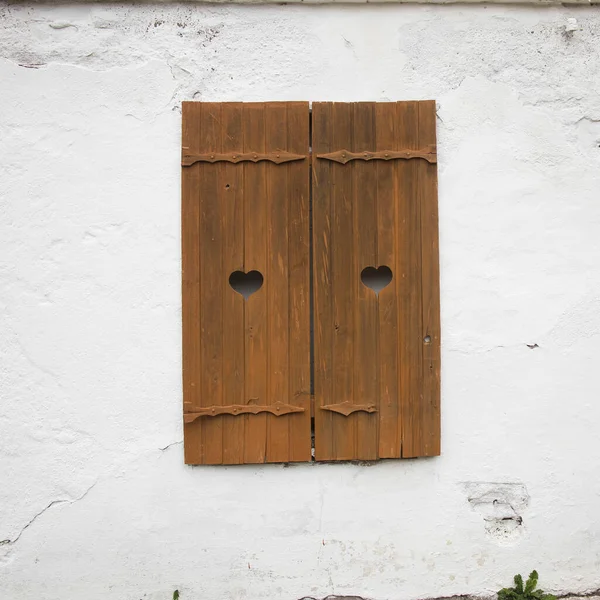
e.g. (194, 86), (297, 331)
(312, 101), (440, 460)
(181, 102), (311, 465)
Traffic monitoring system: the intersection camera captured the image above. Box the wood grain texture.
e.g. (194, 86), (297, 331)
(181, 102), (203, 464)
(182, 102), (311, 464)
(396, 101), (423, 458)
(221, 103), (245, 464)
(239, 103), (268, 464)
(353, 102), (379, 460)
(417, 100), (441, 456)
(312, 102), (334, 461)
(312, 101), (440, 461)
(286, 103), (312, 462)
(375, 103), (400, 459)
(199, 102), (224, 465)
(311, 102), (335, 460)
(331, 102), (356, 460)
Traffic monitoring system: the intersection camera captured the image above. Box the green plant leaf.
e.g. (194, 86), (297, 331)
(525, 571), (539, 595)
(497, 570), (552, 600)
(514, 574), (524, 595)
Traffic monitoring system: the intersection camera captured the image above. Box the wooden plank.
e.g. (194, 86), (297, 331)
(198, 102), (224, 465)
(287, 102), (312, 462)
(312, 102), (334, 461)
(265, 102), (290, 462)
(352, 102), (379, 460)
(243, 103), (268, 464)
(330, 102), (356, 460)
(221, 103), (245, 465)
(182, 102), (203, 464)
(418, 100), (441, 456)
(375, 103), (400, 459)
(397, 101), (424, 458)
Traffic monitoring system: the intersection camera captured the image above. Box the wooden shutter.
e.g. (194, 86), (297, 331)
(181, 102), (311, 465)
(312, 101), (440, 461)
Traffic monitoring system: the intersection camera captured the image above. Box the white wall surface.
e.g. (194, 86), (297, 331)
(2, 3), (600, 600)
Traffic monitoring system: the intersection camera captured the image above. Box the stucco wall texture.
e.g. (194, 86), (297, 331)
(1, 2), (600, 600)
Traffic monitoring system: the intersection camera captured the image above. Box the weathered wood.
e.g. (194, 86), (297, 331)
(221, 102), (245, 465)
(331, 102), (356, 460)
(397, 101), (425, 458)
(286, 103), (312, 462)
(183, 100), (439, 464)
(312, 101), (441, 461)
(181, 102), (203, 464)
(417, 100), (441, 457)
(375, 103), (401, 459)
(242, 103), (268, 464)
(265, 102), (290, 461)
(353, 102), (379, 461)
(312, 102), (335, 461)
(199, 102), (224, 465)
(182, 101), (311, 465)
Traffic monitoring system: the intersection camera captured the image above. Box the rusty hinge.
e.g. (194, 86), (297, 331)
(316, 146), (436, 165)
(320, 401), (377, 416)
(184, 401), (305, 424)
(182, 150), (307, 167)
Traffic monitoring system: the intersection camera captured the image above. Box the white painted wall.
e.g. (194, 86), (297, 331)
(2, 3), (600, 600)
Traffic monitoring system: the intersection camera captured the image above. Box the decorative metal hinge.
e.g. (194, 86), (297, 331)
(182, 150), (307, 167)
(320, 401), (377, 416)
(316, 146), (437, 165)
(184, 401), (305, 424)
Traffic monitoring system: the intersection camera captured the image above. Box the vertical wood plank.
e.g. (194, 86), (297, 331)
(243, 103), (268, 464)
(182, 102), (203, 464)
(265, 102), (290, 462)
(353, 102), (379, 460)
(287, 102), (312, 462)
(376, 103), (400, 459)
(312, 102), (334, 461)
(199, 102), (224, 465)
(330, 102), (356, 460)
(418, 100), (441, 456)
(397, 101), (424, 459)
(221, 103), (245, 465)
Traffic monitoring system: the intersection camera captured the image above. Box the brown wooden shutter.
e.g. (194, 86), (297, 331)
(181, 102), (311, 465)
(312, 101), (440, 461)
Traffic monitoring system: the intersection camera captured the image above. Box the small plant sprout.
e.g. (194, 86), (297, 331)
(498, 571), (556, 600)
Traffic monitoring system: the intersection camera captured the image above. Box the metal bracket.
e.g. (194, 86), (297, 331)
(182, 151), (307, 167)
(320, 401), (377, 416)
(316, 146), (437, 165)
(184, 401), (305, 423)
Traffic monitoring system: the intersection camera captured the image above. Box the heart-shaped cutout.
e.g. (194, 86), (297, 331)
(360, 265), (393, 294)
(229, 270), (264, 299)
